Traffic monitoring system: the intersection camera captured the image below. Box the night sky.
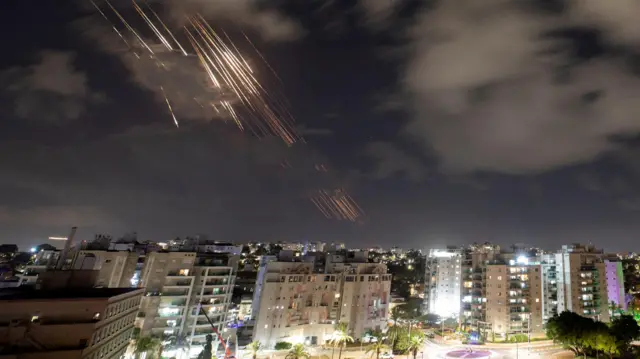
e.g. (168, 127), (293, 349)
(2, 0), (640, 252)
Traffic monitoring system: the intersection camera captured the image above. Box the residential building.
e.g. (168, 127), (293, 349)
(0, 286), (143, 359)
(251, 252), (391, 348)
(484, 255), (544, 337)
(424, 248), (463, 317)
(72, 250), (140, 288)
(604, 259), (626, 312)
(554, 244), (610, 322)
(136, 251), (238, 357)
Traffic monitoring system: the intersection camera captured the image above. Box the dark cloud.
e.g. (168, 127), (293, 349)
(295, 124), (333, 137)
(367, 0), (640, 175)
(0, 123), (337, 243)
(363, 142), (428, 182)
(1, 51), (105, 125)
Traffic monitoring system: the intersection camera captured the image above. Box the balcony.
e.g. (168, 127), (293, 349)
(167, 270), (193, 277)
(164, 280), (192, 287)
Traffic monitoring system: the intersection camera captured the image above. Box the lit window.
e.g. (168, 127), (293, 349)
(31, 315), (39, 323)
(535, 298), (540, 303)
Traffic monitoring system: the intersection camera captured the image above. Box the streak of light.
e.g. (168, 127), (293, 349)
(48, 237), (68, 241)
(241, 31), (283, 84)
(103, 0), (155, 55)
(160, 86), (179, 128)
(132, 0), (174, 51)
(142, 0), (188, 56)
(91, 0), (303, 145)
(310, 189), (365, 222)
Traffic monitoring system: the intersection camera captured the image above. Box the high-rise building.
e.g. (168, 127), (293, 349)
(604, 259), (626, 312)
(554, 244), (610, 322)
(136, 251), (238, 357)
(484, 255), (544, 337)
(251, 252), (391, 348)
(0, 286), (143, 359)
(424, 248), (463, 317)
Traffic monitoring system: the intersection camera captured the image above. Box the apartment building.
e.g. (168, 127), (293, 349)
(137, 251), (238, 357)
(72, 250), (140, 288)
(460, 244), (501, 328)
(484, 256), (544, 337)
(424, 248), (463, 317)
(555, 244), (610, 322)
(252, 252), (391, 348)
(0, 286), (143, 359)
(604, 259), (626, 312)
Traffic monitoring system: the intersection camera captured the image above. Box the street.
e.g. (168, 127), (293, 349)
(422, 339), (567, 359)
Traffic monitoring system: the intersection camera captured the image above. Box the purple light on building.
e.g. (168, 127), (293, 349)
(605, 260), (626, 311)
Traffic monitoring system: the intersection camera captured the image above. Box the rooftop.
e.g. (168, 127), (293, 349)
(0, 287), (141, 301)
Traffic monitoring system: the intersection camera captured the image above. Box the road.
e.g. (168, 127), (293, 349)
(422, 339), (566, 359)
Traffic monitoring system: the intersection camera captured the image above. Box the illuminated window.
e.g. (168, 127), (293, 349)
(31, 315), (39, 323)
(178, 269), (190, 276)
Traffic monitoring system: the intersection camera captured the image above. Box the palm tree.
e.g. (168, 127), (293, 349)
(404, 333), (426, 359)
(247, 341), (262, 359)
(386, 323), (405, 351)
(134, 336), (162, 359)
(286, 343), (310, 359)
(330, 322), (354, 359)
(365, 338), (390, 359)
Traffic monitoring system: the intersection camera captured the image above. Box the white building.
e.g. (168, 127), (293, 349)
(424, 248), (463, 317)
(252, 254), (391, 348)
(137, 252), (238, 357)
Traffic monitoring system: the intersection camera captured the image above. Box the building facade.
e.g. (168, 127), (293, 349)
(72, 250), (139, 288)
(136, 251), (238, 357)
(252, 254), (391, 348)
(424, 248), (463, 317)
(555, 244), (610, 322)
(0, 287), (143, 359)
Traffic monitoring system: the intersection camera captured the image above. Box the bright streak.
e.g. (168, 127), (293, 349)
(48, 237), (68, 241)
(160, 86), (179, 128)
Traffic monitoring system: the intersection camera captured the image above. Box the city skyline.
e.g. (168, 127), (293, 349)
(2, 1), (640, 251)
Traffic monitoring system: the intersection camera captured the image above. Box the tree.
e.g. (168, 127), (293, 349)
(398, 332), (425, 359)
(134, 336), (162, 359)
(275, 342), (293, 350)
(609, 314), (640, 356)
(421, 313), (440, 326)
(365, 329), (389, 359)
(385, 323), (406, 351)
(546, 311), (595, 356)
(285, 344), (310, 359)
(247, 341), (262, 359)
(610, 314), (640, 344)
(330, 322), (354, 359)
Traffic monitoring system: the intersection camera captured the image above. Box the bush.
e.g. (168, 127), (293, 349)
(275, 342), (292, 350)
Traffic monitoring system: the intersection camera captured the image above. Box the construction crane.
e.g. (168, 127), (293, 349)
(199, 305), (233, 359)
